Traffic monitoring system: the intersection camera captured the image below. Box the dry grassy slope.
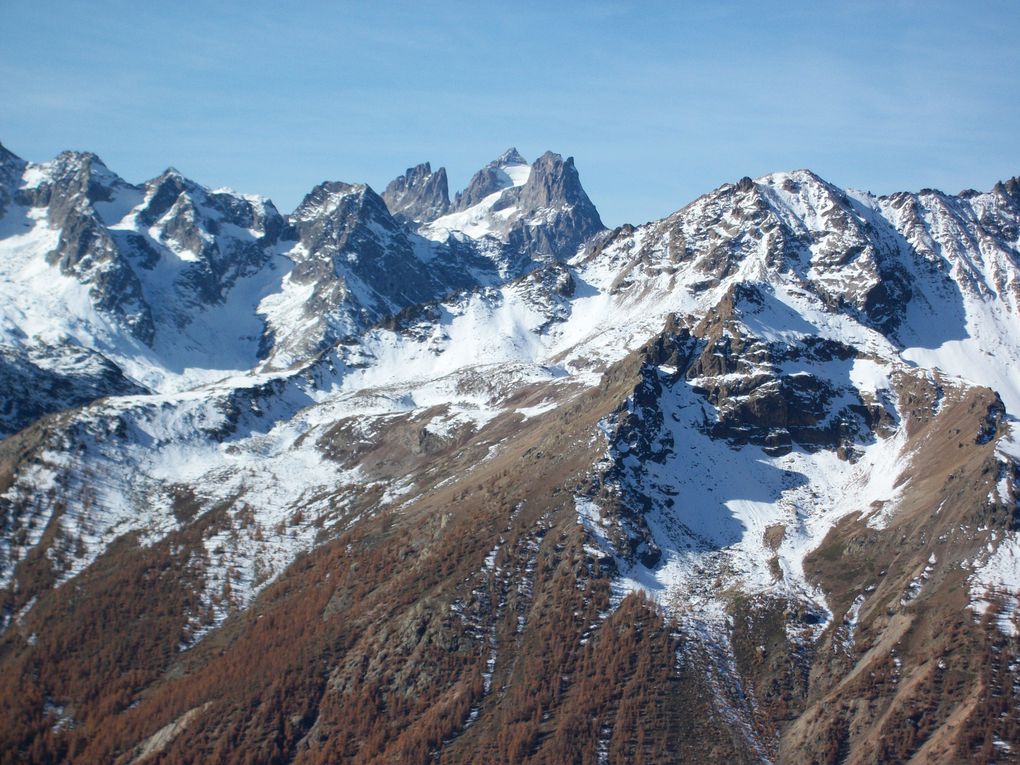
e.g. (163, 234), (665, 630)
(781, 376), (1019, 763)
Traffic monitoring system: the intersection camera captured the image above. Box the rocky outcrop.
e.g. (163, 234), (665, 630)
(273, 181), (495, 360)
(505, 151), (604, 262)
(0, 143), (25, 219)
(135, 168), (287, 306)
(0, 344), (146, 438)
(382, 162), (450, 223)
(16, 152), (157, 343)
(453, 147), (528, 210)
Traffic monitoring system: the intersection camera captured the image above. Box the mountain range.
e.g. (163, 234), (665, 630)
(0, 140), (1017, 764)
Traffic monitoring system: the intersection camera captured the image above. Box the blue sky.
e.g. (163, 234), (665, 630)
(2, 1), (1018, 226)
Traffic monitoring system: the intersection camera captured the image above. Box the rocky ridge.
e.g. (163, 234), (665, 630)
(381, 162), (450, 224)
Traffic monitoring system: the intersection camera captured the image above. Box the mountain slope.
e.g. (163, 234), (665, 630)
(0, 144), (1018, 764)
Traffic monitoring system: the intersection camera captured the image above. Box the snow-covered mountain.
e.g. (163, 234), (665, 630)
(0, 144), (603, 424)
(0, 142), (1017, 763)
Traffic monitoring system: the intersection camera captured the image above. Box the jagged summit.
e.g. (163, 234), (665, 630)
(292, 179), (375, 219)
(993, 175), (1020, 206)
(155, 165), (185, 181)
(0, 142), (25, 216)
(494, 146), (527, 166)
(517, 151), (596, 212)
(453, 147), (531, 211)
(420, 148), (604, 266)
(0, 140), (22, 165)
(381, 161), (450, 223)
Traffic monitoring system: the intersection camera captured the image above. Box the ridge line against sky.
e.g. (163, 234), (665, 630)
(1, 0), (1018, 227)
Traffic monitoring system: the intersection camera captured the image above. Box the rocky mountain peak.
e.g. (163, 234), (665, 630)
(291, 180), (389, 230)
(993, 175), (1020, 208)
(135, 169), (284, 257)
(15, 150), (132, 223)
(453, 148), (531, 211)
(518, 151), (593, 211)
(0, 141), (23, 171)
(0, 142), (25, 216)
(53, 150), (124, 195)
(52, 149), (104, 173)
(139, 168), (192, 226)
(422, 148), (604, 267)
(503, 151), (604, 261)
(287, 179), (400, 284)
(494, 146), (528, 166)
(160, 165), (186, 182)
(381, 161), (450, 224)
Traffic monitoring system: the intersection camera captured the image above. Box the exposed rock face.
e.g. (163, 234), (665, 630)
(133, 168), (287, 308)
(381, 161), (450, 223)
(680, 283), (888, 455)
(516, 151), (593, 211)
(19, 151), (157, 344)
(0, 344), (147, 438)
(289, 180), (441, 329)
(425, 149), (605, 273)
(453, 147), (529, 210)
(272, 181), (496, 363)
(0, 142), (26, 218)
(504, 151), (605, 262)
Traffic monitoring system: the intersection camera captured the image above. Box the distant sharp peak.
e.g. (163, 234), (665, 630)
(59, 150), (132, 188)
(382, 161), (450, 224)
(0, 140), (24, 167)
(520, 151), (593, 207)
(419, 146), (603, 259)
(290, 179), (393, 228)
(18, 148), (132, 197)
(145, 166), (244, 199)
(153, 165), (187, 182)
(491, 147), (528, 167)
(52, 148), (109, 169)
(296, 179), (372, 207)
(453, 148), (534, 211)
(750, 169), (844, 199)
(526, 150), (575, 186)
(136, 167), (226, 227)
(143, 166), (194, 201)
(3, 141), (118, 178)
(991, 176), (1020, 207)
(136, 167), (283, 237)
(141, 168), (279, 216)
(142, 166), (224, 202)
(386, 161), (440, 184)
